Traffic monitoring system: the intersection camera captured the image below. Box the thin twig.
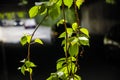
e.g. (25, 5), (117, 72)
(27, 14), (48, 80)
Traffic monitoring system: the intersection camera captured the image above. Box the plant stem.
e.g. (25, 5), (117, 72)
(27, 14), (48, 80)
(62, 0), (70, 75)
(73, 0), (80, 27)
(27, 14), (47, 61)
(30, 74), (32, 80)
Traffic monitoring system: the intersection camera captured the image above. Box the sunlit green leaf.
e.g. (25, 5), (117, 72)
(29, 68), (33, 74)
(47, 73), (60, 80)
(34, 38), (43, 44)
(71, 37), (79, 45)
(57, 57), (66, 62)
(25, 61), (36, 68)
(59, 32), (66, 38)
(69, 43), (79, 57)
(20, 36), (27, 46)
(56, 0), (62, 6)
(25, 61), (31, 68)
(79, 37), (89, 46)
(61, 39), (65, 45)
(57, 71), (66, 79)
(70, 62), (77, 73)
(57, 19), (65, 26)
(68, 56), (76, 61)
(76, 0), (84, 9)
(72, 22), (78, 31)
(56, 60), (66, 70)
(46, 76), (53, 80)
(74, 74), (82, 80)
(29, 6), (39, 18)
(29, 62), (36, 67)
(80, 28), (89, 37)
(67, 28), (73, 37)
(21, 65), (26, 75)
(58, 65), (68, 74)
(64, 0), (73, 8)
(26, 35), (31, 43)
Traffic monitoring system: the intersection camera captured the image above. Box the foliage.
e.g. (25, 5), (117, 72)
(19, 0), (89, 80)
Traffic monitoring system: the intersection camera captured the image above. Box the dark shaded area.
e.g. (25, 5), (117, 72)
(0, 0), (40, 12)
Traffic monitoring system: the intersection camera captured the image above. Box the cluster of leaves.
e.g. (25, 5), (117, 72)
(19, 34), (43, 75)
(47, 57), (81, 80)
(18, 59), (36, 75)
(58, 22), (89, 56)
(19, 0), (89, 80)
(29, 0), (84, 19)
(47, 20), (89, 80)
(20, 34), (43, 46)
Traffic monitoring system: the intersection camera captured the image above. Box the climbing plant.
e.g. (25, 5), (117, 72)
(18, 0), (89, 80)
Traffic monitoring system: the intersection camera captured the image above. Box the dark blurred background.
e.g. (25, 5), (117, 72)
(0, 0), (120, 80)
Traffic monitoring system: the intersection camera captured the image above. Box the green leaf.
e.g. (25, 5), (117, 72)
(47, 76), (53, 80)
(47, 73), (60, 80)
(59, 32), (66, 38)
(71, 37), (79, 46)
(57, 71), (66, 79)
(68, 56), (76, 61)
(26, 35), (31, 43)
(67, 28), (73, 37)
(56, 0), (62, 6)
(48, 4), (60, 20)
(72, 22), (78, 31)
(69, 43), (79, 57)
(29, 62), (36, 67)
(21, 65), (26, 75)
(34, 38), (43, 44)
(76, 0), (84, 9)
(56, 60), (66, 70)
(64, 0), (73, 8)
(25, 61), (36, 68)
(57, 19), (65, 26)
(57, 57), (66, 62)
(80, 28), (89, 37)
(29, 6), (39, 18)
(74, 74), (82, 80)
(69, 62), (77, 73)
(58, 65), (68, 74)
(20, 36), (27, 46)
(61, 39), (65, 45)
(39, 5), (47, 15)
(79, 36), (89, 46)
(29, 68), (33, 74)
